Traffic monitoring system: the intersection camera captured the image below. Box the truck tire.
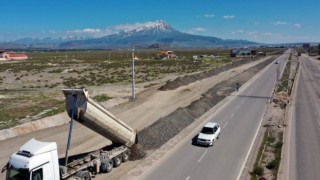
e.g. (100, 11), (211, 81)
(113, 155), (122, 167)
(101, 160), (113, 173)
(122, 151), (130, 162)
(77, 171), (91, 180)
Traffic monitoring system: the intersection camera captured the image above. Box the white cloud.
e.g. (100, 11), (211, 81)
(273, 21), (288, 26)
(186, 27), (207, 34)
(294, 23), (301, 29)
(232, 29), (244, 34)
(204, 14), (215, 18)
(246, 31), (258, 35)
(223, 15), (235, 19)
(67, 28), (101, 34)
(64, 28), (114, 38)
(48, 30), (57, 34)
(262, 33), (273, 36)
(113, 23), (144, 31)
(193, 28), (207, 31)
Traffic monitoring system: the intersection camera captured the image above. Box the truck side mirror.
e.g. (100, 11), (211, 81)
(1, 163), (8, 173)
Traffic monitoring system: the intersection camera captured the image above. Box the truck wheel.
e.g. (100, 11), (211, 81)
(77, 171), (91, 180)
(113, 155), (122, 167)
(122, 151), (130, 162)
(101, 160), (113, 173)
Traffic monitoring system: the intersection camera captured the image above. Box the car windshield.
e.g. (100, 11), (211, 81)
(6, 165), (29, 180)
(201, 127), (214, 134)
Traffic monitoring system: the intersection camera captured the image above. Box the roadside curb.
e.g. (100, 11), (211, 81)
(0, 112), (69, 141)
(277, 55), (300, 180)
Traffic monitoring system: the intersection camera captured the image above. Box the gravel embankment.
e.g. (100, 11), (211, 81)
(131, 56), (277, 159)
(159, 57), (259, 91)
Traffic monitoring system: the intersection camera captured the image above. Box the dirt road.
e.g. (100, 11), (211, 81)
(0, 56), (270, 179)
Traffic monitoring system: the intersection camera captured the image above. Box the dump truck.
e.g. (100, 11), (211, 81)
(2, 88), (137, 180)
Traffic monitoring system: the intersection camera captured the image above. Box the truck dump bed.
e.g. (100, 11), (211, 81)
(62, 88), (137, 147)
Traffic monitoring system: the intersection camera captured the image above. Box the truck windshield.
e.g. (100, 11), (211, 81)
(6, 165), (29, 180)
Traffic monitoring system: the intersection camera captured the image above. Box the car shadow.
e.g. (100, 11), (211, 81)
(191, 134), (198, 146)
(191, 134), (208, 148)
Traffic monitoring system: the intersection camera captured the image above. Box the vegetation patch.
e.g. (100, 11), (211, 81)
(93, 94), (112, 102)
(0, 92), (65, 130)
(0, 48), (283, 130)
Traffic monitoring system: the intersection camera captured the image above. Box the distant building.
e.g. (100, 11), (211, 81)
(303, 43), (310, 48)
(156, 50), (176, 59)
(231, 49), (256, 57)
(0, 50), (28, 60)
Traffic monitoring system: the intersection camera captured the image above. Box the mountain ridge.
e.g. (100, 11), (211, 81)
(1, 20), (257, 49)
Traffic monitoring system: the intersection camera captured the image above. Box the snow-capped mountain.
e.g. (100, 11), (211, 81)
(60, 20), (256, 49)
(112, 20), (176, 40)
(124, 20), (175, 34)
(0, 20), (257, 49)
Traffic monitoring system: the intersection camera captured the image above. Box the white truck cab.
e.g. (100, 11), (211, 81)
(3, 88), (136, 180)
(5, 138), (59, 180)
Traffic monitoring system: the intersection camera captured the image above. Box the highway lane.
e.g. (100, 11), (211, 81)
(138, 50), (291, 180)
(288, 54), (320, 180)
(0, 55), (275, 180)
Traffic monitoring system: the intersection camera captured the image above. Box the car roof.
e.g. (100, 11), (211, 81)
(203, 122), (218, 128)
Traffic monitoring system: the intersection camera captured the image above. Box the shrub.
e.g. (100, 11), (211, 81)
(275, 141), (283, 149)
(266, 159), (279, 169)
(267, 136), (276, 144)
(93, 94), (111, 102)
(252, 166), (264, 176)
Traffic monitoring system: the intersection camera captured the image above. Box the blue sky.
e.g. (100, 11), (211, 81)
(1, 0), (319, 44)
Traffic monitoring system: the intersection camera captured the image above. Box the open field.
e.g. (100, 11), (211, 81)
(0, 48), (286, 180)
(0, 48), (280, 130)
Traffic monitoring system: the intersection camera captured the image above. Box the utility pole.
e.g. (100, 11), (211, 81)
(131, 44), (135, 100)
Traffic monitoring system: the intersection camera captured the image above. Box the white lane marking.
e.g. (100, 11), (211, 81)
(198, 149), (208, 163)
(236, 111), (267, 180)
(223, 121), (229, 129)
(230, 112), (236, 118)
(236, 105), (241, 111)
(186, 176), (190, 180)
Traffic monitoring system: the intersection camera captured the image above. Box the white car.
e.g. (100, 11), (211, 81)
(197, 122), (221, 146)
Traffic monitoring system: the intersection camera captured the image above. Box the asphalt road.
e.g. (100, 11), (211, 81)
(0, 55), (271, 180)
(288, 54), (320, 180)
(138, 50), (291, 180)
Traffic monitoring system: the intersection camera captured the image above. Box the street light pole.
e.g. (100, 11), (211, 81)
(131, 44), (135, 100)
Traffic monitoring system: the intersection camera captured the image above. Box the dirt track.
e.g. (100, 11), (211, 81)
(0, 55), (275, 179)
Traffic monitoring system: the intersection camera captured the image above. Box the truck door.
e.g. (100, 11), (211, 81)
(31, 168), (43, 180)
(30, 161), (54, 180)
